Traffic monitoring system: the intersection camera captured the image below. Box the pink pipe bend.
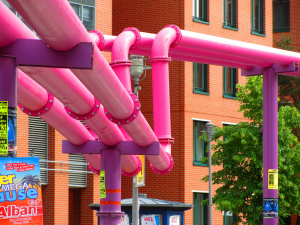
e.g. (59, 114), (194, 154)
(1, 2), (138, 175)
(17, 69), (100, 169)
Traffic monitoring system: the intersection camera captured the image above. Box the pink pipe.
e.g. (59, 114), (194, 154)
(179, 30), (300, 66)
(11, 0), (172, 172)
(111, 30), (171, 172)
(1, 2), (138, 174)
(17, 69), (101, 169)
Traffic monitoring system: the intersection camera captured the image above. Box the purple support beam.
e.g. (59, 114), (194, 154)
(97, 150), (124, 224)
(0, 39), (93, 69)
(263, 68), (278, 225)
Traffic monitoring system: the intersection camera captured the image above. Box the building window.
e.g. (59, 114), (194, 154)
(252, 0), (264, 35)
(194, 193), (208, 225)
(193, 0), (208, 23)
(69, 154), (87, 188)
(193, 63), (209, 94)
(223, 211), (237, 225)
(69, 0), (95, 31)
(223, 67), (237, 99)
(273, 0), (290, 32)
(193, 121), (208, 166)
(223, 0), (237, 30)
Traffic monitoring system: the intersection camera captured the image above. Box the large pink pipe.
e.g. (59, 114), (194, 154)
(1, 2), (138, 174)
(17, 69), (101, 169)
(11, 0), (171, 173)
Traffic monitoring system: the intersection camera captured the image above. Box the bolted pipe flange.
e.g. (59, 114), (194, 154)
(88, 163), (100, 174)
(121, 156), (142, 177)
(18, 92), (54, 117)
(158, 137), (175, 144)
(89, 30), (105, 50)
(148, 56), (172, 63)
(164, 24), (182, 48)
(150, 152), (174, 175)
(64, 98), (100, 121)
(123, 27), (141, 49)
(104, 90), (140, 125)
(109, 60), (132, 68)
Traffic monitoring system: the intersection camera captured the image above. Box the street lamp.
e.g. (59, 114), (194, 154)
(205, 123), (215, 225)
(129, 55), (151, 98)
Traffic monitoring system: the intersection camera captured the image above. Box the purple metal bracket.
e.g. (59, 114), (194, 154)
(0, 39), (93, 69)
(123, 27), (141, 49)
(241, 62), (296, 76)
(65, 98), (100, 120)
(165, 24), (182, 48)
(104, 91), (140, 125)
(18, 92), (54, 116)
(62, 140), (160, 155)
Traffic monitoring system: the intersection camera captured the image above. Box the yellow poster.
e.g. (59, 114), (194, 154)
(100, 170), (106, 198)
(268, 169), (278, 189)
(0, 101), (8, 155)
(137, 155), (145, 187)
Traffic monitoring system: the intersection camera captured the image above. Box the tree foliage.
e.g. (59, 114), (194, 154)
(201, 76), (300, 224)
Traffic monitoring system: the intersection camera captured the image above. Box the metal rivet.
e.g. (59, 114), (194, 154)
(118, 122), (121, 124)
(171, 159), (173, 161)
(135, 99), (138, 102)
(136, 155), (139, 158)
(29, 113), (32, 116)
(38, 112), (40, 115)
(140, 165), (142, 167)
(127, 121), (129, 123)
(105, 112), (108, 114)
(50, 100), (53, 103)
(136, 107), (139, 110)
(64, 105), (67, 107)
(175, 42), (177, 43)
(158, 172), (160, 174)
(96, 105), (99, 108)
(84, 117), (87, 120)
(97, 31), (99, 34)
(46, 108), (48, 111)
(124, 29), (127, 30)
(92, 112), (95, 115)
(75, 117), (78, 119)
(68, 112), (71, 115)
(130, 92), (133, 95)
(133, 115), (136, 118)
(137, 38), (139, 40)
(150, 164), (152, 167)
(21, 108), (24, 111)
(122, 172), (124, 174)
(110, 118), (113, 121)
(168, 169), (170, 171)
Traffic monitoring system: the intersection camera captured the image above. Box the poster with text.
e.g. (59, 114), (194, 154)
(0, 157), (43, 224)
(141, 215), (156, 225)
(170, 215), (180, 225)
(121, 214), (129, 225)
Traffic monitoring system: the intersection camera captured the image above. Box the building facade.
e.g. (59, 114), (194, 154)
(2, 0), (294, 224)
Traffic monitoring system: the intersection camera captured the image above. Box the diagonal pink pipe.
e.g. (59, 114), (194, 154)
(10, 0), (172, 173)
(1, 2), (138, 174)
(17, 69), (101, 169)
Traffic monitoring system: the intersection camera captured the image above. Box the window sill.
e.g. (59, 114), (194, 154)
(223, 94), (237, 99)
(193, 17), (210, 25)
(193, 89), (210, 95)
(251, 30), (266, 37)
(193, 161), (208, 167)
(273, 28), (290, 33)
(223, 24), (238, 31)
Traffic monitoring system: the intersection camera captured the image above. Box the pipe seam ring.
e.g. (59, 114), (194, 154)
(123, 27), (141, 49)
(158, 137), (175, 144)
(164, 24), (182, 48)
(89, 30), (105, 50)
(18, 92), (54, 117)
(150, 152), (174, 175)
(148, 56), (172, 62)
(64, 98), (100, 120)
(121, 156), (142, 177)
(104, 90), (140, 125)
(109, 60), (132, 67)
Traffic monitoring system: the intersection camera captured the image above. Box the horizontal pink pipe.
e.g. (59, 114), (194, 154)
(180, 30), (300, 66)
(16, 69), (101, 170)
(6, 0), (134, 120)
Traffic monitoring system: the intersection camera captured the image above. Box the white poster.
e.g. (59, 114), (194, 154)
(141, 215), (156, 225)
(170, 215), (180, 225)
(121, 214), (129, 225)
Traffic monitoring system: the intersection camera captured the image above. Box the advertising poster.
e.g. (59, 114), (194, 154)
(141, 215), (156, 225)
(120, 214), (129, 225)
(0, 101), (8, 156)
(136, 155), (145, 187)
(0, 157), (43, 224)
(170, 215), (180, 225)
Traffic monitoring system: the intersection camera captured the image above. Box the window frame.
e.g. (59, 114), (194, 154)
(193, 0), (209, 24)
(251, 0), (265, 36)
(193, 120), (208, 166)
(69, 1), (96, 31)
(273, 0), (290, 33)
(193, 63), (209, 95)
(223, 0), (238, 30)
(223, 67), (237, 99)
(223, 211), (237, 225)
(193, 192), (208, 225)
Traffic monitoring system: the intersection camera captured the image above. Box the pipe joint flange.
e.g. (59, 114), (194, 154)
(87, 163), (100, 174)
(64, 98), (100, 120)
(97, 212), (125, 217)
(123, 27), (141, 49)
(121, 155), (142, 177)
(148, 56), (172, 62)
(18, 92), (54, 117)
(158, 137), (175, 144)
(89, 30), (105, 50)
(150, 152), (174, 175)
(164, 24), (182, 48)
(109, 60), (132, 68)
(104, 91), (140, 125)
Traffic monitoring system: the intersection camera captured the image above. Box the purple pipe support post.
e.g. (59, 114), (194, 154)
(97, 150), (124, 224)
(263, 68), (278, 225)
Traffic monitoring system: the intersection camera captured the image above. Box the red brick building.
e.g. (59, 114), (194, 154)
(2, 0), (287, 224)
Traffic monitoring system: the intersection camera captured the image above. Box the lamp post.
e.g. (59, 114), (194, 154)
(205, 123), (215, 225)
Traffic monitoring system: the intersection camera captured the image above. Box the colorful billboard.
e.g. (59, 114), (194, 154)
(0, 157), (43, 225)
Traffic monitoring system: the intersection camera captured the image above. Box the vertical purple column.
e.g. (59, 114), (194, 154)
(263, 68), (278, 225)
(97, 149), (124, 225)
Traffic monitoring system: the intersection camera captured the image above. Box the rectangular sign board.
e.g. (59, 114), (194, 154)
(0, 101), (8, 155)
(0, 157), (43, 224)
(137, 155), (145, 187)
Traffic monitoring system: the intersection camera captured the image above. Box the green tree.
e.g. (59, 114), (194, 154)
(201, 76), (300, 224)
